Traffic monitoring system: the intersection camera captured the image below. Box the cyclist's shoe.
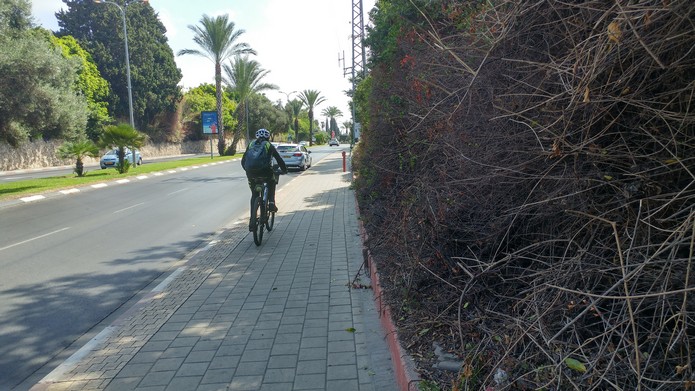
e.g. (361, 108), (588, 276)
(269, 202), (278, 212)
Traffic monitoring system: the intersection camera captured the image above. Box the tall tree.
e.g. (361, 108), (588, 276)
(0, 4), (88, 146)
(179, 83), (236, 141)
(178, 14), (255, 155)
(49, 34), (111, 141)
(297, 90), (326, 146)
(288, 99), (304, 142)
(342, 121), (352, 138)
(321, 106), (343, 136)
(245, 94), (290, 141)
(223, 55), (277, 154)
(56, 0), (182, 134)
(0, 0), (31, 34)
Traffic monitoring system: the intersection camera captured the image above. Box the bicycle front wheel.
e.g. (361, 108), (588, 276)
(252, 196), (264, 246)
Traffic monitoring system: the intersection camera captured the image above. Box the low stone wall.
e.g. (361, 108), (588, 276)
(0, 139), (221, 172)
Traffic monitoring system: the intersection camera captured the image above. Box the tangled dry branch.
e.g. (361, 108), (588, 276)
(354, 1), (694, 390)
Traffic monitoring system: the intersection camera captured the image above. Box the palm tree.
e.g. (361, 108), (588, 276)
(56, 138), (100, 177)
(223, 55), (278, 154)
(297, 90), (326, 146)
(288, 99), (304, 143)
(178, 15), (256, 156)
(99, 124), (146, 173)
(321, 106), (343, 137)
(342, 121), (352, 136)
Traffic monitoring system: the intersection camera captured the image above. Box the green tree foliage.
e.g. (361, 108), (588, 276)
(288, 99), (304, 142)
(223, 55), (278, 154)
(178, 14), (256, 155)
(0, 0), (31, 34)
(99, 123), (146, 173)
(245, 95), (290, 141)
(297, 90), (326, 146)
(56, 137), (100, 176)
(56, 0), (182, 135)
(0, 2), (88, 146)
(49, 34), (111, 141)
(179, 84), (236, 141)
(321, 106), (343, 135)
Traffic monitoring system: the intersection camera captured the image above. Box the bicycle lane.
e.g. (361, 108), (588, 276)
(31, 151), (400, 390)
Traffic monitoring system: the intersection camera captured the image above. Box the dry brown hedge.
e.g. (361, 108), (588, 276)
(354, 1), (694, 390)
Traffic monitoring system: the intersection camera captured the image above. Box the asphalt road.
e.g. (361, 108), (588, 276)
(0, 147), (335, 390)
(0, 154), (211, 182)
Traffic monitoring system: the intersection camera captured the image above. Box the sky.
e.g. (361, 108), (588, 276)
(30, 0), (375, 123)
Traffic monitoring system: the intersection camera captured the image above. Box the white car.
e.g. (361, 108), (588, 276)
(100, 148), (142, 169)
(329, 138), (339, 146)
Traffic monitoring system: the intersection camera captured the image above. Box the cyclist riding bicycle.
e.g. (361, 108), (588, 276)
(241, 129), (287, 225)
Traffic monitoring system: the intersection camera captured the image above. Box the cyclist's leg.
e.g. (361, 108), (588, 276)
(261, 168), (278, 212)
(247, 176), (257, 230)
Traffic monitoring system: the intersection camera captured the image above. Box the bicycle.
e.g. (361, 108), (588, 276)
(249, 168), (284, 246)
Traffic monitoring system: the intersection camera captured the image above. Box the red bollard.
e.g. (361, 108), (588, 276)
(342, 151), (347, 172)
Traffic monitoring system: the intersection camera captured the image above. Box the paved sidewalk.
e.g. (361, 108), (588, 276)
(30, 152), (398, 391)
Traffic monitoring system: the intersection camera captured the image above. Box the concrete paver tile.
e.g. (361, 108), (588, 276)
(175, 362), (208, 377)
(228, 375), (262, 391)
(200, 368), (234, 384)
(164, 376), (202, 391)
(293, 373), (325, 390)
(266, 355), (298, 369)
(295, 360), (325, 375)
(137, 370), (175, 387)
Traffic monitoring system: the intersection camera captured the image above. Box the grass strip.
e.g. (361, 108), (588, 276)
(0, 155), (240, 201)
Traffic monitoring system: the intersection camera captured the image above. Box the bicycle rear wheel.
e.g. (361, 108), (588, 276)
(252, 196), (263, 245)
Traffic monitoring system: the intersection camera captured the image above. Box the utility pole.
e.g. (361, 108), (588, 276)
(340, 0), (366, 148)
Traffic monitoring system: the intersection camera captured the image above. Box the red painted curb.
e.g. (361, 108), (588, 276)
(354, 198), (420, 391)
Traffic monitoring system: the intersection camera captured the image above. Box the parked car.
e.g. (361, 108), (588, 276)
(329, 138), (339, 146)
(298, 141), (307, 146)
(100, 148), (142, 169)
(276, 144), (312, 171)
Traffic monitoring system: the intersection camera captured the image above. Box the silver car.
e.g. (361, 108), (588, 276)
(100, 148), (142, 169)
(276, 144), (312, 171)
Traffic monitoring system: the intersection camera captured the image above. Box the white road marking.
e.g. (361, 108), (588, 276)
(20, 195), (45, 203)
(136, 175), (148, 180)
(1, 176), (30, 181)
(59, 189), (80, 195)
(0, 227), (71, 252)
(113, 202), (145, 214)
(91, 183), (107, 189)
(116, 179), (130, 184)
(167, 188), (188, 196)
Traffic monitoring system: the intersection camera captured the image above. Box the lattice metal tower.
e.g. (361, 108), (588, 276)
(351, 0), (367, 79)
(342, 0), (367, 144)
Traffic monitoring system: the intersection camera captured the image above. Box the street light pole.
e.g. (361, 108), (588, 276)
(280, 90), (297, 104)
(94, 0), (140, 129)
(280, 90), (296, 142)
